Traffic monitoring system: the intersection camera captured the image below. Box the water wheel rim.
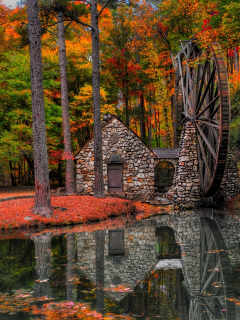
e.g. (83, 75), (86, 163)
(174, 41), (230, 197)
(198, 43), (230, 197)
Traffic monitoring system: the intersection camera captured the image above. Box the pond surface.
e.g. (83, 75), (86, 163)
(0, 208), (240, 319)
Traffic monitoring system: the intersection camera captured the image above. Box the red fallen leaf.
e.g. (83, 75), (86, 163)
(0, 195), (168, 233)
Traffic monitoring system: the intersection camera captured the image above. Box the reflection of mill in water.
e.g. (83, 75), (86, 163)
(74, 214), (238, 319)
(31, 212), (238, 319)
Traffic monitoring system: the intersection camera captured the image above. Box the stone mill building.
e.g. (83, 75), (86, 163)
(75, 115), (179, 203)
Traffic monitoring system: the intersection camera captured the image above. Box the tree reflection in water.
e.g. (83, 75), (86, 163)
(33, 232), (52, 305)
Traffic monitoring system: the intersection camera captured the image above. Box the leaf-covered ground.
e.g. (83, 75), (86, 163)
(0, 195), (170, 230)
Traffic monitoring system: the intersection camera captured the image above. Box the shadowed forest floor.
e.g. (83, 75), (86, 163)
(0, 186), (35, 198)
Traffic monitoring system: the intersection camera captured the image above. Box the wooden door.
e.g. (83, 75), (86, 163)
(107, 164), (123, 192)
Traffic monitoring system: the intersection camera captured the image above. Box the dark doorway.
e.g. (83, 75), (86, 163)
(107, 164), (123, 192)
(154, 161), (174, 193)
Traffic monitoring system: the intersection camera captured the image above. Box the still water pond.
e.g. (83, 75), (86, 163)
(0, 209), (239, 319)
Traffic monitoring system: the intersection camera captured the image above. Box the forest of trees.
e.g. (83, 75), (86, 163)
(0, 0), (240, 204)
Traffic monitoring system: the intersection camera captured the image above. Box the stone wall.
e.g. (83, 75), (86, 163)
(75, 117), (159, 201)
(167, 122), (200, 208)
(75, 117), (240, 207)
(214, 153), (240, 204)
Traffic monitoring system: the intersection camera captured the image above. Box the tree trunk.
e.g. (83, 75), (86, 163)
(33, 233), (52, 304)
(139, 91), (146, 141)
(58, 161), (63, 187)
(57, 13), (75, 195)
(9, 161), (16, 186)
(148, 99), (152, 148)
(27, 0), (52, 217)
(95, 230), (105, 315)
(125, 94), (130, 127)
(91, 0), (104, 198)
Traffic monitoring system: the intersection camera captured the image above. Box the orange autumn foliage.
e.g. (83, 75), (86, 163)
(0, 293), (134, 320)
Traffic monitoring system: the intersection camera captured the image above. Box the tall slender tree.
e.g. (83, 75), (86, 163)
(57, 12), (76, 195)
(91, 0), (104, 197)
(27, 0), (52, 217)
(63, 0), (112, 198)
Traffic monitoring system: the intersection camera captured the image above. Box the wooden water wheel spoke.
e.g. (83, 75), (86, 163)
(176, 117), (186, 130)
(197, 120), (220, 129)
(210, 104), (220, 118)
(173, 40), (230, 196)
(196, 124), (217, 160)
(196, 95), (219, 118)
(197, 133), (211, 178)
(196, 67), (216, 114)
(196, 60), (209, 110)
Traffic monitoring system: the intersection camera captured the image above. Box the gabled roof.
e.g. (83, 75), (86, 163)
(152, 148), (180, 159)
(75, 116), (158, 160)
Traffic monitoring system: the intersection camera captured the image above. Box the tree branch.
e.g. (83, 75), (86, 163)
(46, 28), (58, 37)
(64, 19), (73, 30)
(98, 0), (112, 17)
(63, 13), (93, 30)
(43, 19), (71, 28)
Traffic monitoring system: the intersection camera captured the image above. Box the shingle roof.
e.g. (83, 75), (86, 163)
(151, 148), (180, 159)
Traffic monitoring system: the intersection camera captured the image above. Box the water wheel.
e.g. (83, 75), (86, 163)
(172, 40), (230, 197)
(189, 218), (236, 319)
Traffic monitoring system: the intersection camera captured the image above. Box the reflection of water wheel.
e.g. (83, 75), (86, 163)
(172, 40), (230, 197)
(189, 218), (235, 319)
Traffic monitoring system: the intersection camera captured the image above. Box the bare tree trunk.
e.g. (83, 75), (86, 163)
(139, 91), (146, 141)
(57, 13), (75, 195)
(148, 99), (152, 148)
(27, 0), (52, 217)
(95, 230), (105, 315)
(125, 93), (130, 127)
(9, 161), (16, 186)
(91, 0), (104, 198)
(58, 161), (63, 187)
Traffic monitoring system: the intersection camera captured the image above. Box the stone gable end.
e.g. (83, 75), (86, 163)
(75, 118), (158, 197)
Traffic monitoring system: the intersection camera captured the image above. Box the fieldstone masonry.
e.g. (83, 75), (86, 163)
(167, 122), (200, 208)
(167, 121), (240, 208)
(211, 152), (240, 205)
(75, 116), (159, 202)
(75, 116), (240, 207)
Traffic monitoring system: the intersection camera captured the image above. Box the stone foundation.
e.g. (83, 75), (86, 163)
(202, 152), (240, 207)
